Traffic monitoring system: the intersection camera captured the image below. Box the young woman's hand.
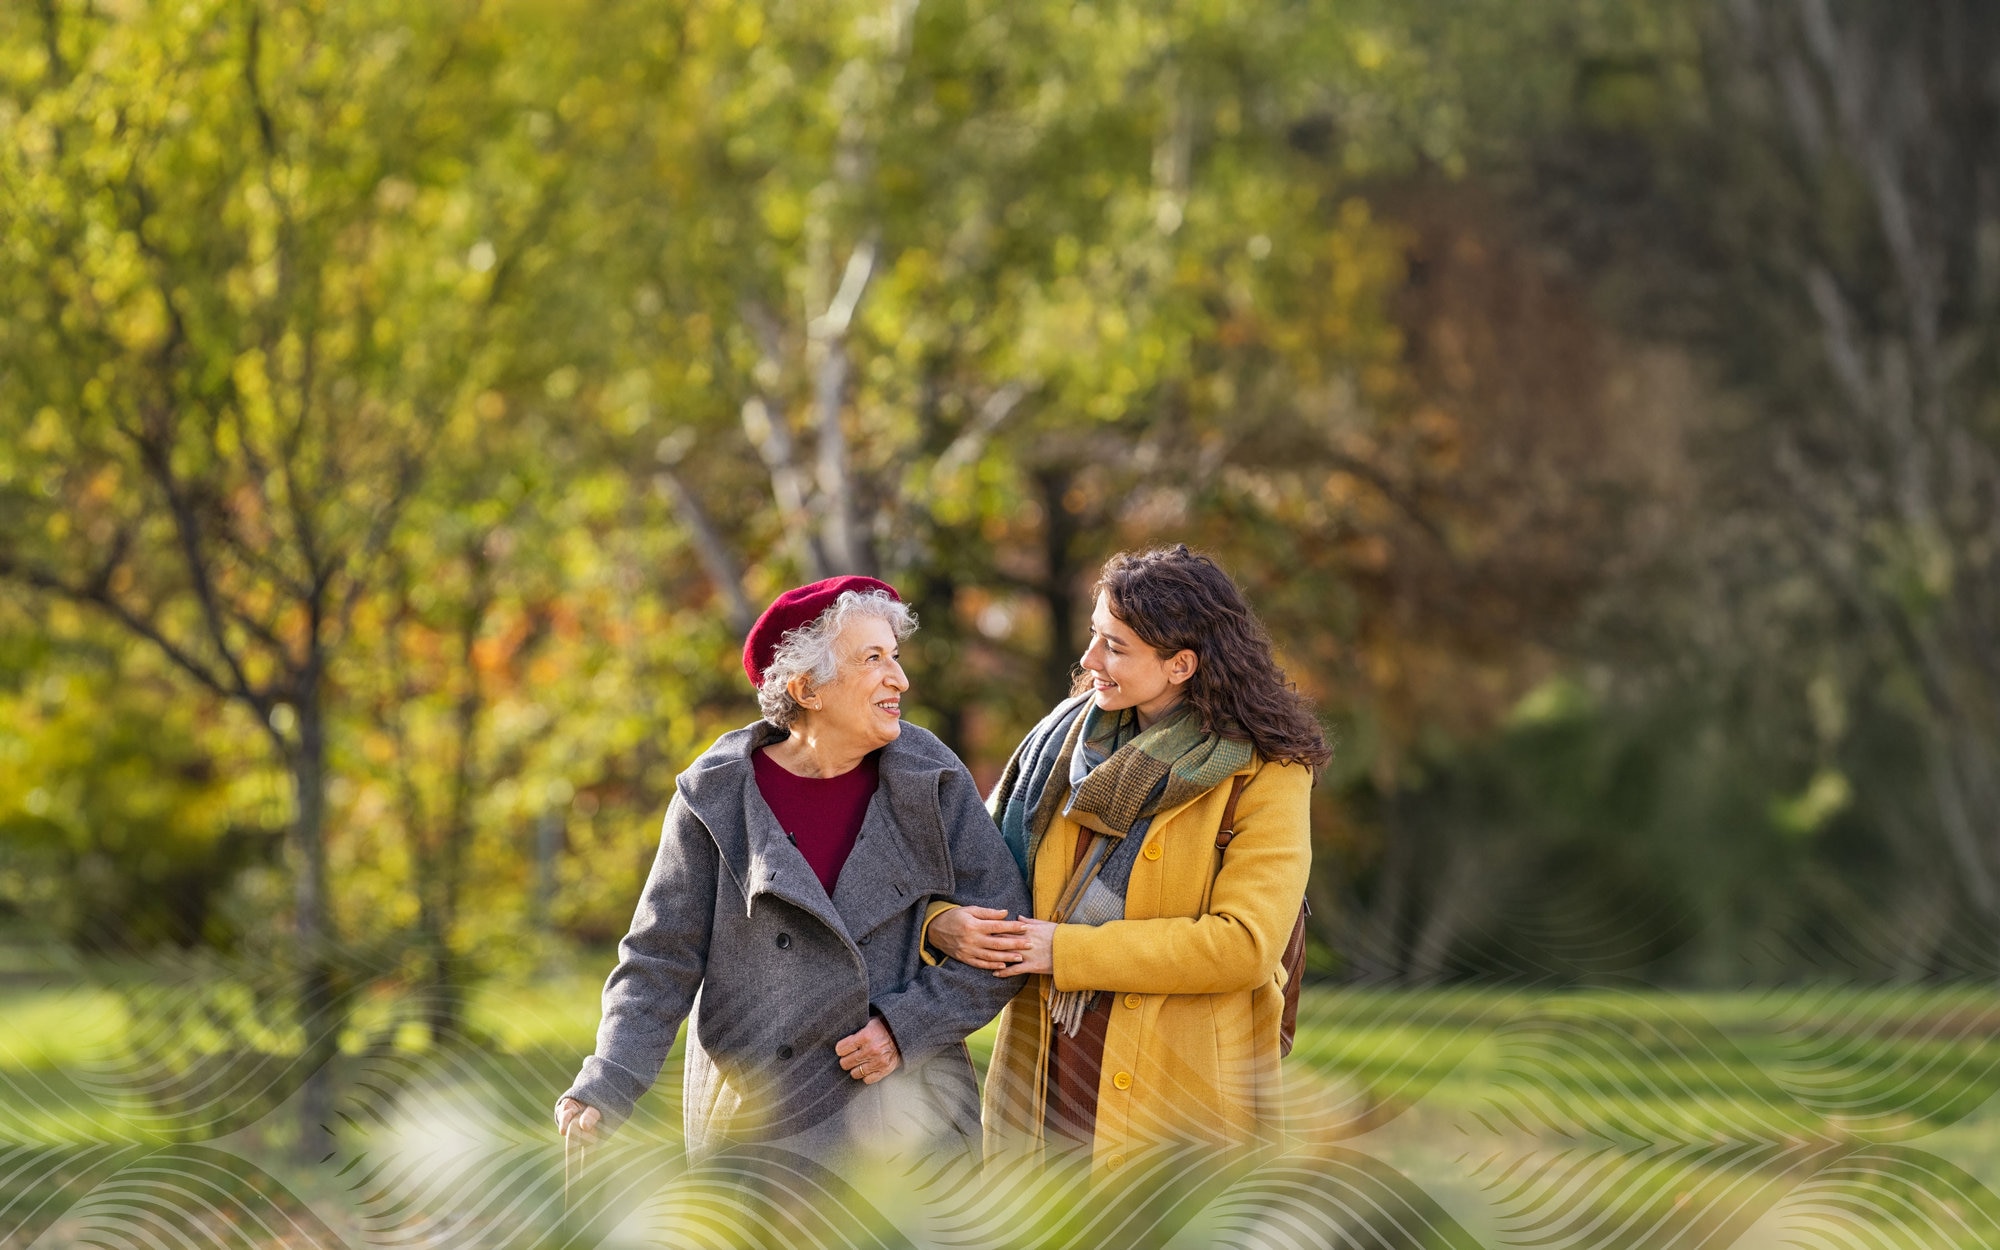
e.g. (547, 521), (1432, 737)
(929, 905), (1031, 969)
(994, 918), (1056, 977)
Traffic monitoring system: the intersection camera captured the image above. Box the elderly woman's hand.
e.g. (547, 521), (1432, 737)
(836, 1014), (902, 1084)
(555, 1096), (601, 1143)
(929, 905), (1031, 969)
(993, 918), (1056, 977)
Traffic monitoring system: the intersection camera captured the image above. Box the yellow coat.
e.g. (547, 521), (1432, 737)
(981, 755), (1313, 1172)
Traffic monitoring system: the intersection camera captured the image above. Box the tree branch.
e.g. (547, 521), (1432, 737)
(122, 409), (271, 694)
(739, 298), (829, 578)
(0, 553), (263, 712)
(652, 465), (756, 633)
(932, 381), (1030, 484)
(243, 0), (280, 159)
(334, 446), (424, 650)
(807, 239), (878, 573)
(1321, 448), (1453, 550)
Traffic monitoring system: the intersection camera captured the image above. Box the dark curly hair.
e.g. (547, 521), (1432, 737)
(1073, 545), (1332, 770)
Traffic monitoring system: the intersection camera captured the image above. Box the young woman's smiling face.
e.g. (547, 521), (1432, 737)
(1078, 591), (1196, 727)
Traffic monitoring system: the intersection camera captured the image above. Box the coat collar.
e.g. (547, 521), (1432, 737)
(676, 719), (959, 942)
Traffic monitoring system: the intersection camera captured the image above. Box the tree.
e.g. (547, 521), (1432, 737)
(0, 601), (278, 952)
(1697, 0), (2000, 947)
(530, 0), (1534, 770)
(0, 0), (554, 1154)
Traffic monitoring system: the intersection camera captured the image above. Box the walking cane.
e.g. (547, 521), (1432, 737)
(563, 1119), (586, 1244)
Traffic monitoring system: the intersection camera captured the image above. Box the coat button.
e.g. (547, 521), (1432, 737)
(1108, 1152), (1125, 1170)
(775, 933), (791, 949)
(859, 935), (870, 946)
(1143, 842), (1162, 861)
(1112, 1070), (1132, 1090)
(777, 1044), (793, 1060)
(1123, 993), (1141, 1009)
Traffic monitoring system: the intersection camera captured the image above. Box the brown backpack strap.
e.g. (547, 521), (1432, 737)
(1213, 775), (1250, 849)
(1206, 773), (1311, 1059)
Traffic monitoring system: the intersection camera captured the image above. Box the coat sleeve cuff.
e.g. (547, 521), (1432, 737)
(871, 986), (978, 1062)
(557, 1054), (649, 1135)
(1051, 922), (1092, 992)
(920, 899), (959, 967)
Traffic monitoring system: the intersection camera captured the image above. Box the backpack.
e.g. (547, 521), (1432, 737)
(1212, 775), (1311, 1058)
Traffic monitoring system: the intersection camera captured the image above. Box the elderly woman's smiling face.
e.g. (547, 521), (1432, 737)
(794, 615), (908, 752)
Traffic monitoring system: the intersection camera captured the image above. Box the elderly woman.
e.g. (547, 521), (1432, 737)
(554, 576), (1028, 1162)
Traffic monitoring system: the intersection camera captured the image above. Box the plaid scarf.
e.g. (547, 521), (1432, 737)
(992, 697), (1252, 1036)
(990, 695), (1092, 880)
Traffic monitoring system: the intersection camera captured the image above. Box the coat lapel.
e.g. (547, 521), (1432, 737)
(736, 762), (858, 938)
(677, 720), (957, 944)
(829, 762), (953, 940)
(679, 723), (853, 941)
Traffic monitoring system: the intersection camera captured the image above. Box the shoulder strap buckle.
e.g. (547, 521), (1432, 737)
(1212, 775), (1251, 849)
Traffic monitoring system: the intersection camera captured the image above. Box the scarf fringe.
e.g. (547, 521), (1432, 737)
(1050, 988), (1098, 1037)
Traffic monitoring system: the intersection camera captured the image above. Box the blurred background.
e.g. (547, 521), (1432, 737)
(4, 0), (2000, 1246)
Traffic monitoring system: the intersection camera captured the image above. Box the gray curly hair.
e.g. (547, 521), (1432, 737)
(757, 589), (918, 729)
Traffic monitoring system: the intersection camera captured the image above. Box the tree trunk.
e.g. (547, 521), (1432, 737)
(423, 933), (462, 1047)
(423, 812), (471, 1047)
(913, 567), (969, 759)
(1407, 844), (1479, 986)
(289, 692), (338, 1163)
(1354, 789), (1414, 984)
(1037, 468), (1082, 703)
(533, 808), (562, 931)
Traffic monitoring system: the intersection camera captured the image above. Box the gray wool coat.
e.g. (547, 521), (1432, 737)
(559, 719), (1029, 1161)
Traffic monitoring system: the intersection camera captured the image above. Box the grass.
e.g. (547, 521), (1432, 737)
(6, 974), (2000, 1247)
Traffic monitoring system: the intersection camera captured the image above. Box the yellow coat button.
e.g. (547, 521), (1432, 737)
(1143, 842), (1162, 861)
(1108, 1153), (1125, 1170)
(1123, 992), (1141, 1009)
(1112, 1070), (1132, 1090)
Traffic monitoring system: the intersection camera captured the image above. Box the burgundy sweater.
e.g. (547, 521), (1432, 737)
(750, 747), (880, 896)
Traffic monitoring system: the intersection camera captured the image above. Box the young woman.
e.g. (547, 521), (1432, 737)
(928, 546), (1327, 1170)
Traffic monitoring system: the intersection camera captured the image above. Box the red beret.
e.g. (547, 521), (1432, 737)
(743, 575), (901, 688)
